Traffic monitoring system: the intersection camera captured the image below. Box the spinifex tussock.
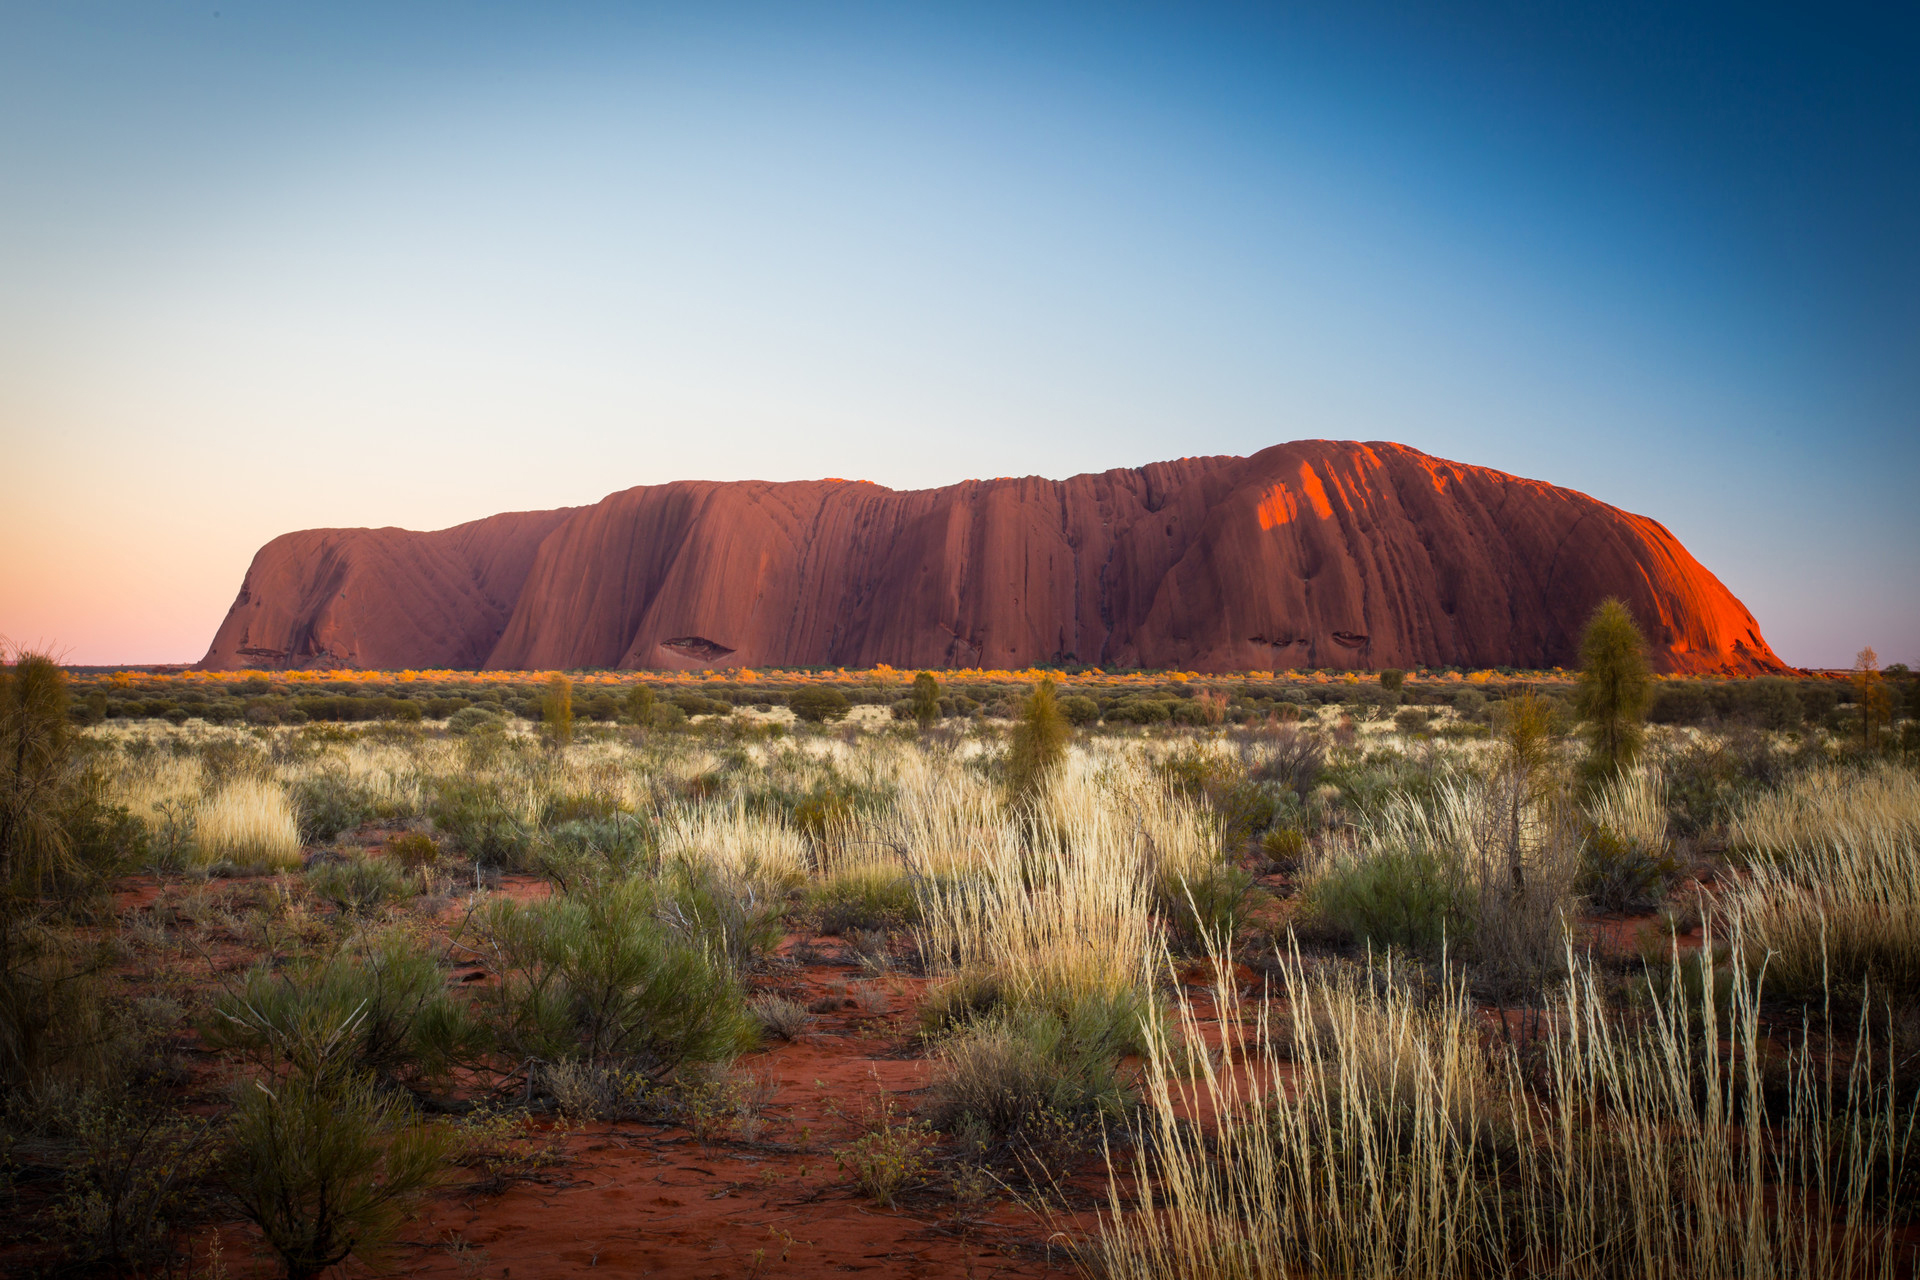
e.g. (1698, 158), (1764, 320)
(1304, 769), (1579, 994)
(196, 776), (303, 872)
(911, 748), (1188, 1014)
(1727, 763), (1920, 1003)
(1587, 761), (1670, 853)
(657, 799), (810, 890)
(1088, 925), (1916, 1280)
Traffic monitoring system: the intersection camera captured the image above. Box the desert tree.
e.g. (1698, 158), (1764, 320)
(224, 1039), (450, 1280)
(0, 650), (77, 901)
(1497, 690), (1556, 890)
(625, 681), (656, 728)
(789, 686), (851, 724)
(910, 672), (942, 728)
(1854, 646), (1892, 751)
(1575, 597), (1651, 783)
(541, 672), (573, 747)
(1005, 677), (1070, 806)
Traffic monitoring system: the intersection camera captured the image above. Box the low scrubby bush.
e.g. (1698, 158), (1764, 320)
(669, 694), (733, 719)
(291, 771), (378, 844)
(205, 931), (483, 1086)
(789, 688), (851, 723)
(1104, 698), (1174, 725)
(430, 779), (532, 868)
(447, 704), (511, 735)
(806, 868), (919, 935)
(657, 865), (786, 974)
(385, 830), (441, 869)
(463, 879), (755, 1078)
(533, 813), (653, 890)
(750, 995), (813, 1041)
(41, 1090), (220, 1271)
(1059, 695), (1100, 726)
(1303, 844), (1466, 954)
(1160, 863), (1256, 953)
(225, 1064), (450, 1280)
(305, 854), (408, 915)
(927, 995), (1141, 1161)
(1576, 822), (1676, 914)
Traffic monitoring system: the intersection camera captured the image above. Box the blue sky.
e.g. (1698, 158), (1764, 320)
(1, 1), (1914, 666)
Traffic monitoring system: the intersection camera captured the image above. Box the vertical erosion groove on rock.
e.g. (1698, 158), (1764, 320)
(197, 440), (1785, 675)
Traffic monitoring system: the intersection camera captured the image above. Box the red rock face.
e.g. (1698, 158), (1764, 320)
(198, 441), (1785, 675)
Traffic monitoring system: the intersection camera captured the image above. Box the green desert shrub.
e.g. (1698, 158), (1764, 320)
(205, 931), (484, 1086)
(1161, 863), (1258, 952)
(463, 879), (755, 1077)
(40, 1090), (220, 1271)
(1660, 731), (1796, 838)
(224, 1065), (451, 1280)
(1649, 682), (1715, 726)
(305, 853), (408, 916)
(788, 687), (851, 723)
(1394, 706), (1435, 735)
(532, 814), (654, 890)
(1059, 695), (1101, 727)
(927, 996), (1142, 1155)
(385, 831), (441, 870)
(290, 771), (378, 844)
(1577, 822), (1677, 914)
(1302, 845), (1467, 955)
(657, 865), (786, 975)
(446, 704), (511, 736)
(805, 868), (920, 935)
(537, 790), (624, 826)
(430, 779), (532, 868)
(917, 968), (1010, 1038)
(1733, 676), (1804, 730)
(1104, 697), (1173, 726)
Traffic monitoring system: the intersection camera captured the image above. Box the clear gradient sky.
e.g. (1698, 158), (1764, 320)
(2, 2), (1914, 668)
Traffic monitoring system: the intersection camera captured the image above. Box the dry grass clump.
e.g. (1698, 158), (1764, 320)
(1090, 930), (1915, 1280)
(852, 747), (1012, 877)
(195, 777), (303, 872)
(911, 805), (1161, 1013)
(102, 751), (203, 827)
(1304, 771), (1579, 995)
(1731, 762), (1920, 856)
(656, 800), (809, 890)
(1587, 762), (1669, 852)
(1727, 763), (1920, 1004)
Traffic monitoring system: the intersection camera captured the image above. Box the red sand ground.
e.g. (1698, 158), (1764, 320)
(75, 862), (1696, 1280)
(110, 876), (1102, 1280)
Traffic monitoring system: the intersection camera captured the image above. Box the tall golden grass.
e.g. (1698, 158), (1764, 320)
(909, 748), (1211, 1012)
(195, 777), (303, 872)
(1728, 763), (1920, 1001)
(1588, 762), (1670, 852)
(1092, 928), (1915, 1279)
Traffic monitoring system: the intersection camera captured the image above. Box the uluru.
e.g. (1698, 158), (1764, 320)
(198, 440), (1784, 676)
